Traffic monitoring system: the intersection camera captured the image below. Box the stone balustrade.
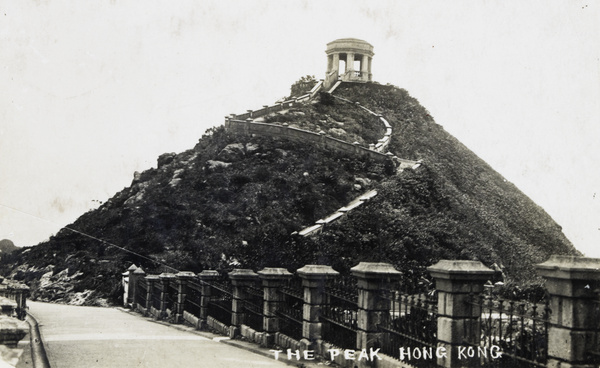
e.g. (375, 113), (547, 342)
(0, 278), (30, 351)
(122, 256), (600, 367)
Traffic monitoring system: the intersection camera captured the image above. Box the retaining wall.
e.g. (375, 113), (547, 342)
(225, 119), (399, 165)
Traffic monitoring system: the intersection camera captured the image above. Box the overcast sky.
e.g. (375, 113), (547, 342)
(1, 1), (599, 258)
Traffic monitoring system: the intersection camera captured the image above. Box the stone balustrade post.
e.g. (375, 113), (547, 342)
(257, 267), (293, 344)
(197, 270), (219, 328)
(536, 255), (600, 368)
(229, 269), (259, 336)
(145, 275), (159, 315)
(158, 273), (176, 319)
(8, 283), (29, 320)
(122, 264), (138, 307)
(318, 131), (327, 150)
(121, 269), (128, 307)
(297, 265), (339, 349)
(130, 267), (145, 310)
(351, 262), (401, 351)
(282, 123), (289, 138)
(428, 260), (494, 368)
(19, 287), (29, 318)
(174, 271), (196, 324)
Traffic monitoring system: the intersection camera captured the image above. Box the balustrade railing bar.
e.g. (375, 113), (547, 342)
(136, 290), (147, 307)
(320, 311), (358, 331)
(207, 294), (232, 326)
(585, 299), (600, 365)
(277, 305), (303, 325)
(135, 279), (147, 306)
(326, 277), (358, 304)
(165, 283), (177, 311)
(378, 286), (438, 365)
(243, 283), (264, 331)
(277, 315), (303, 341)
(206, 279), (233, 325)
(184, 296), (201, 316)
(280, 276), (303, 299)
(276, 288), (303, 340)
(152, 290), (161, 310)
(184, 283), (202, 316)
(208, 279), (233, 294)
(321, 314), (357, 350)
(321, 279), (359, 350)
(469, 289), (550, 368)
(243, 300), (264, 332)
(245, 284), (263, 299)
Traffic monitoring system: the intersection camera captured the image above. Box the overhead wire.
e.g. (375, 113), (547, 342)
(0, 203), (179, 273)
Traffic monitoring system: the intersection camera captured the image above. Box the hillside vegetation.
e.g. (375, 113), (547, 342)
(0, 239), (18, 256)
(0, 82), (578, 305)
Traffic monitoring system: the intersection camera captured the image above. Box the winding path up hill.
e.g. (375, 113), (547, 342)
(0, 82), (578, 305)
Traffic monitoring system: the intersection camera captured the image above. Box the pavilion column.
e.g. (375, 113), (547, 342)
(332, 53), (339, 74)
(361, 54), (369, 81)
(346, 52), (355, 76)
(325, 38), (374, 85)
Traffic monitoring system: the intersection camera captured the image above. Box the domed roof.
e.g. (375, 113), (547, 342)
(326, 38), (374, 56)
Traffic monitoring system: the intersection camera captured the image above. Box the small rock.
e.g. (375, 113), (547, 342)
(355, 177), (372, 187)
(132, 171), (141, 183)
(245, 143), (260, 154)
(173, 169), (184, 178)
(157, 152), (176, 168)
(206, 160), (231, 171)
(329, 128), (347, 137)
(217, 143), (245, 162)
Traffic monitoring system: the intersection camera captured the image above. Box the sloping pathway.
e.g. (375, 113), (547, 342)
(28, 301), (293, 368)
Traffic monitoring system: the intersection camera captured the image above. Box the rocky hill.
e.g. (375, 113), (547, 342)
(0, 82), (578, 305)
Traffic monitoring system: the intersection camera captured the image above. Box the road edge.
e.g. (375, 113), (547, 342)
(25, 312), (51, 368)
(115, 307), (326, 367)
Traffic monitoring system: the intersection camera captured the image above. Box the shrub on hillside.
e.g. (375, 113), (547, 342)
(289, 75), (317, 97)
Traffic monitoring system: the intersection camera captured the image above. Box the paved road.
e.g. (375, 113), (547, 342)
(28, 301), (290, 368)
